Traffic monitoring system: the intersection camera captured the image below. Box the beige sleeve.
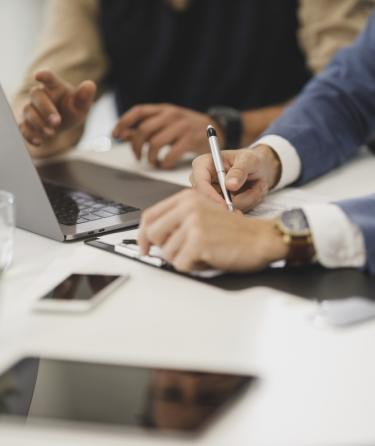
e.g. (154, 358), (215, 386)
(298, 0), (375, 74)
(12, 0), (109, 157)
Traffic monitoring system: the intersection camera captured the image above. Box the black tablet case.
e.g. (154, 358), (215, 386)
(86, 238), (375, 301)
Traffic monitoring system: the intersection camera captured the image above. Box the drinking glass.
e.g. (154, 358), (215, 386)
(0, 191), (15, 275)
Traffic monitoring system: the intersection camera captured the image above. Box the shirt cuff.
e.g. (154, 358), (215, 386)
(302, 204), (367, 269)
(250, 135), (302, 190)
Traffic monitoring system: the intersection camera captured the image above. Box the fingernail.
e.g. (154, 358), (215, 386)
(32, 138), (41, 146)
(227, 177), (238, 187)
(48, 114), (60, 125)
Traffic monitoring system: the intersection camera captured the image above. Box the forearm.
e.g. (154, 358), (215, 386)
(337, 195), (375, 274)
(262, 13), (375, 185)
(240, 101), (291, 146)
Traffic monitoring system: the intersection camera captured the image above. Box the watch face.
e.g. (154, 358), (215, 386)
(280, 209), (310, 236)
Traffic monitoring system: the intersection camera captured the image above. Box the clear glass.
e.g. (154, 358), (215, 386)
(0, 191), (15, 275)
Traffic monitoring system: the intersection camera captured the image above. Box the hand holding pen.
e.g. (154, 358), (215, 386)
(191, 130), (281, 212)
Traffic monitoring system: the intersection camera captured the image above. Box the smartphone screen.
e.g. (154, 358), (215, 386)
(0, 357), (255, 435)
(41, 274), (121, 302)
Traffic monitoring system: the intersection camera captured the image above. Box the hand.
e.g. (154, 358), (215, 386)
(190, 144), (281, 212)
(112, 104), (224, 169)
(19, 70), (96, 153)
(138, 190), (288, 273)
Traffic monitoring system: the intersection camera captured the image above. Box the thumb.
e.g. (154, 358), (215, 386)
(225, 153), (251, 191)
(73, 80), (97, 111)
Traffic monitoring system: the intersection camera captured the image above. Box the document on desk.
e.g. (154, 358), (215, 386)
(247, 188), (327, 218)
(86, 229), (223, 279)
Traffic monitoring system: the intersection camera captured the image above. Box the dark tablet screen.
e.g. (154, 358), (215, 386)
(0, 357), (254, 435)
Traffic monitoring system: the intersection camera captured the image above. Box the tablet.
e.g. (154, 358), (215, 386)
(0, 357), (255, 436)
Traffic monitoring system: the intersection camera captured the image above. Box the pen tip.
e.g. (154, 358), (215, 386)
(207, 125), (216, 138)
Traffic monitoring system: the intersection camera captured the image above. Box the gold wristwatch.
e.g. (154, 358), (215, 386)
(275, 209), (316, 266)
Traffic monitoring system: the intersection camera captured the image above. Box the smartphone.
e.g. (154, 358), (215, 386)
(33, 273), (128, 313)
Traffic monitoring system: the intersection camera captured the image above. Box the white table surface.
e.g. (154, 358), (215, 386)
(0, 145), (374, 446)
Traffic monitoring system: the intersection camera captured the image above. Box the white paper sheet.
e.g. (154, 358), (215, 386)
(247, 188), (327, 218)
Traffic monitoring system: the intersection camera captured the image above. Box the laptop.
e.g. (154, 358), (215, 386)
(0, 85), (184, 241)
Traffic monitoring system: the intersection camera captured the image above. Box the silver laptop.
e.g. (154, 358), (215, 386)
(0, 86), (183, 241)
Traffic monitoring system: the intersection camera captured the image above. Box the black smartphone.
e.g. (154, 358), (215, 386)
(33, 273), (128, 313)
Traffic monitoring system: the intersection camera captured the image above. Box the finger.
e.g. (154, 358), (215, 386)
(161, 226), (186, 264)
(148, 121), (186, 166)
(161, 137), (190, 169)
(24, 104), (54, 137)
(225, 151), (259, 192)
(35, 70), (67, 101)
(173, 235), (201, 272)
(113, 128), (136, 142)
(232, 180), (268, 211)
(72, 80), (96, 112)
(30, 88), (61, 127)
(138, 190), (191, 254)
(142, 206), (184, 248)
(20, 121), (43, 146)
(129, 131), (146, 161)
(137, 226), (152, 257)
(191, 155), (226, 205)
(113, 104), (163, 138)
(191, 154), (217, 187)
(137, 112), (171, 142)
(195, 180), (227, 207)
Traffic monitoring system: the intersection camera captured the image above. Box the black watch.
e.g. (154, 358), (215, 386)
(207, 106), (243, 149)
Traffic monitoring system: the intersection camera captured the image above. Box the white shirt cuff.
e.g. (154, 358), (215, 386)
(302, 204), (367, 269)
(250, 135), (302, 190)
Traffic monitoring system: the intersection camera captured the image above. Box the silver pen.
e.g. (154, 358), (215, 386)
(206, 125), (235, 212)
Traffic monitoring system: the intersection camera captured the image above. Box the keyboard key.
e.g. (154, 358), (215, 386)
(103, 206), (131, 215)
(84, 213), (102, 221)
(93, 210), (114, 219)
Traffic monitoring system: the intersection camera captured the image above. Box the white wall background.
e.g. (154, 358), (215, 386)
(0, 0), (116, 143)
(0, 0), (46, 96)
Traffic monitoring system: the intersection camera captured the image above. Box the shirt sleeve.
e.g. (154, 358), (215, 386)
(298, 0), (375, 74)
(302, 204), (367, 269)
(250, 135), (302, 190)
(11, 0), (109, 158)
(250, 137), (367, 270)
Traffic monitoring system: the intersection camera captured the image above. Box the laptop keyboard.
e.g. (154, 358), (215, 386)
(43, 182), (139, 226)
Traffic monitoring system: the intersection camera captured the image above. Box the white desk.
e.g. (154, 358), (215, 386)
(0, 146), (374, 446)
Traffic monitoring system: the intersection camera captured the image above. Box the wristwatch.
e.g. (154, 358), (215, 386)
(275, 209), (316, 266)
(207, 106), (243, 149)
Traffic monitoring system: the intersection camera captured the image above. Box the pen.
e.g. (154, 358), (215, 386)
(206, 125), (235, 212)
